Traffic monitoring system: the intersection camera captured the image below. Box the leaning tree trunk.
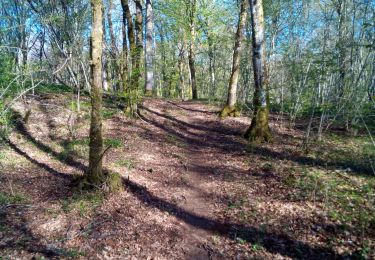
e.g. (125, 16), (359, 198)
(220, 0), (248, 118)
(88, 0), (104, 184)
(244, 0), (272, 142)
(145, 0), (154, 96)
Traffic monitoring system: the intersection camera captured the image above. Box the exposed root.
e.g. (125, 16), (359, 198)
(71, 172), (123, 193)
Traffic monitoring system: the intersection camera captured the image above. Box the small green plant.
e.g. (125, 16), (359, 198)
(102, 108), (116, 119)
(60, 192), (103, 217)
(236, 237), (247, 245)
(0, 192), (28, 205)
(115, 158), (135, 169)
(61, 138), (123, 160)
(36, 83), (71, 94)
(251, 243), (262, 251)
(104, 138), (123, 148)
(64, 248), (85, 258)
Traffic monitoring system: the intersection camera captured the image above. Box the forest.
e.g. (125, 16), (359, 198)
(0, 0), (374, 259)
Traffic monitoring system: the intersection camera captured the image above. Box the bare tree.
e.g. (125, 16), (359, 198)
(187, 0), (197, 99)
(220, 0), (248, 118)
(88, 0), (104, 184)
(145, 0), (154, 96)
(244, 0), (272, 142)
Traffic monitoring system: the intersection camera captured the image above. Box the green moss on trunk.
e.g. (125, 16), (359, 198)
(220, 105), (240, 118)
(245, 107), (272, 143)
(144, 89), (153, 97)
(72, 172), (123, 193)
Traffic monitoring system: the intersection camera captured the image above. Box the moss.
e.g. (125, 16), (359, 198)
(245, 107), (272, 143)
(71, 172), (123, 193)
(220, 105), (240, 118)
(0, 192), (28, 205)
(104, 172), (124, 193)
(144, 89), (153, 97)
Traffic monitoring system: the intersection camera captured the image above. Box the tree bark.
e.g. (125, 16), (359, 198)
(121, 0), (138, 115)
(187, 0), (197, 100)
(88, 0), (104, 183)
(145, 0), (154, 96)
(107, 0), (120, 91)
(245, 0), (272, 142)
(221, 0), (248, 118)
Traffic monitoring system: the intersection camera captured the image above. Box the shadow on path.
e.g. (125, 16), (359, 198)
(140, 106), (373, 176)
(6, 116), (341, 259)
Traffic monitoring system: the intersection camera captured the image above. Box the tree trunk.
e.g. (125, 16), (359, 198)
(107, 0), (120, 91)
(88, 0), (104, 184)
(121, 1), (129, 93)
(188, 0), (197, 100)
(102, 15), (109, 91)
(245, 0), (272, 142)
(121, 0), (138, 115)
(178, 43), (186, 99)
(145, 0), (154, 96)
(220, 0), (248, 118)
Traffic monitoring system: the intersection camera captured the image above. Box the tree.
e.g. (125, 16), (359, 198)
(220, 0), (248, 118)
(244, 0), (272, 142)
(88, 0), (104, 184)
(145, 0), (155, 96)
(121, 0), (138, 116)
(187, 0), (198, 99)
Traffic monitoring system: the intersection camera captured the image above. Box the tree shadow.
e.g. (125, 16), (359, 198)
(10, 109), (88, 173)
(166, 100), (219, 115)
(4, 107), (356, 258)
(139, 107), (373, 176)
(6, 140), (71, 181)
(141, 105), (241, 136)
(248, 145), (373, 176)
(0, 206), (67, 258)
(122, 178), (339, 259)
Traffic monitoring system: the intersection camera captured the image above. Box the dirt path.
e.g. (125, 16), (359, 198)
(2, 95), (360, 259)
(134, 99), (247, 258)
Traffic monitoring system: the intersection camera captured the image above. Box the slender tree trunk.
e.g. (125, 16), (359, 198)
(220, 0), (248, 117)
(188, 0), (197, 99)
(121, 2), (129, 93)
(107, 0), (120, 91)
(245, 0), (272, 142)
(121, 0), (138, 115)
(208, 42), (216, 97)
(102, 15), (109, 91)
(88, 0), (104, 183)
(337, 0), (347, 99)
(127, 0), (143, 112)
(178, 44), (186, 99)
(145, 0), (154, 96)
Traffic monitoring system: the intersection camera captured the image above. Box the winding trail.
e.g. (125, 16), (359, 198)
(3, 96), (342, 259)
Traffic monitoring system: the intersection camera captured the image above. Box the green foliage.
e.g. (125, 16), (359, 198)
(102, 108), (116, 119)
(290, 168), (375, 236)
(60, 138), (123, 160)
(35, 83), (71, 94)
(60, 191), (103, 217)
(0, 192), (28, 205)
(115, 158), (136, 169)
(67, 100), (91, 112)
(104, 138), (123, 148)
(0, 102), (12, 140)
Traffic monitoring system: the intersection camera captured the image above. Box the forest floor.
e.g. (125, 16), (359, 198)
(0, 90), (374, 259)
